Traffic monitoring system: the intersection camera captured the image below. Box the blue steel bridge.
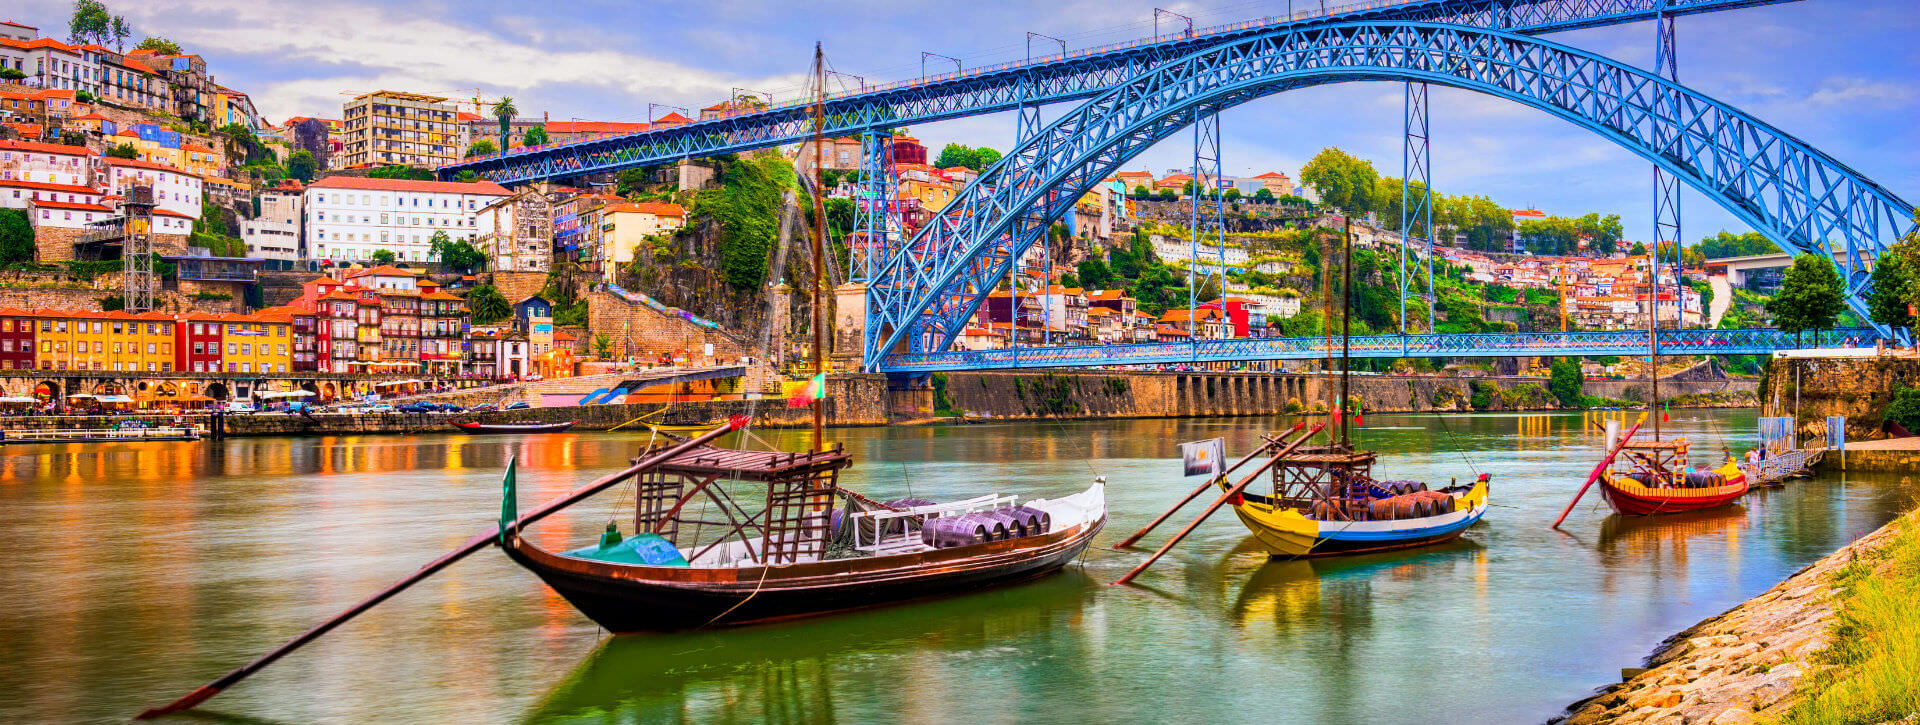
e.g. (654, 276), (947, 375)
(442, 0), (1914, 373)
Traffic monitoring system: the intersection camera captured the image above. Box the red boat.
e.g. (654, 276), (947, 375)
(452, 420), (577, 434)
(1598, 438), (1749, 516)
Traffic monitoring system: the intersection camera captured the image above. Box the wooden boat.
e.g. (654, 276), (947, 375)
(1223, 443), (1490, 559)
(1598, 438), (1748, 516)
(451, 420), (577, 434)
(641, 421), (713, 434)
(501, 442), (1106, 631)
(0, 425), (200, 444)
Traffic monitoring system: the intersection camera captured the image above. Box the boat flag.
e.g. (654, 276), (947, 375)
(787, 372), (827, 408)
(1662, 401), (1670, 423)
(498, 456), (518, 545)
(1179, 438), (1228, 477)
(1354, 407), (1364, 427)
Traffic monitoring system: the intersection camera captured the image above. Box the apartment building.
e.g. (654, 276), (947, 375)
(340, 91), (461, 169)
(599, 202), (687, 281)
(302, 176), (509, 263)
(103, 156), (203, 220)
(0, 139), (98, 187)
(475, 190), (553, 273)
(243, 180), (304, 261)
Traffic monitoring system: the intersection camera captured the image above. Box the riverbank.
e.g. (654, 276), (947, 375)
(1559, 506), (1920, 724)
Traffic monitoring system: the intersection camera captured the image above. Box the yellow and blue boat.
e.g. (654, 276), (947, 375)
(1220, 445), (1490, 559)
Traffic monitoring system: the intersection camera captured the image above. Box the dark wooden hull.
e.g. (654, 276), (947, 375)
(503, 517), (1104, 632)
(452, 421), (576, 434)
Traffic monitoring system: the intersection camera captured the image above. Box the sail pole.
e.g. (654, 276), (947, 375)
(807, 42), (829, 452)
(1341, 215), (1353, 446)
(1647, 242), (1660, 441)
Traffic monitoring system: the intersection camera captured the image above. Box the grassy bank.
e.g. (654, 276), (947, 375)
(1784, 507), (1920, 724)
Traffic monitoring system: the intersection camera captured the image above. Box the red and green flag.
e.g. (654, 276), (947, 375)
(787, 373), (826, 408)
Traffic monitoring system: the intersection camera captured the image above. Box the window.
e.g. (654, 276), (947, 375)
(227, 342), (237, 355)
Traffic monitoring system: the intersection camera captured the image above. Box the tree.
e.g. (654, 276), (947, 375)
(1299, 147), (1379, 213)
(592, 333), (615, 360)
(134, 36), (182, 55)
(0, 68), (22, 81)
(105, 143), (139, 159)
(1133, 184), (1151, 199)
(465, 139), (497, 158)
(1254, 187), (1275, 202)
(932, 143), (1001, 170)
(285, 150), (317, 182)
(1223, 188), (1242, 202)
(69, 1), (113, 45)
(1765, 254), (1846, 345)
(75, 90), (95, 104)
(1181, 180), (1195, 196)
(1693, 231), (1778, 260)
(455, 170), (479, 183)
(110, 15), (130, 51)
(1156, 189), (1176, 202)
(1077, 255), (1114, 290)
(367, 165), (433, 181)
(522, 125), (549, 147)
(1548, 357), (1584, 408)
(491, 97), (518, 150)
(370, 249), (396, 264)
(429, 232), (486, 273)
(1629, 241), (1648, 257)
(1866, 253), (1912, 331)
(0, 209), (34, 263)
(465, 284), (511, 324)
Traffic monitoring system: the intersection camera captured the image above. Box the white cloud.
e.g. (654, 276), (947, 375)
(111, 0), (802, 120)
(1802, 77), (1917, 107)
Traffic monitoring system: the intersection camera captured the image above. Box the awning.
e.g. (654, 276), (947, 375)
(0, 396), (39, 403)
(67, 393), (97, 399)
(256, 390), (316, 399)
(96, 395), (135, 403)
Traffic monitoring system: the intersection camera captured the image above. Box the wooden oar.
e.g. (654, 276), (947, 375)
(136, 414), (752, 720)
(1113, 423), (1302, 549)
(1111, 422), (1324, 586)
(1551, 413), (1647, 529)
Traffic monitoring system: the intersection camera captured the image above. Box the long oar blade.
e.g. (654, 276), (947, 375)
(136, 415), (750, 719)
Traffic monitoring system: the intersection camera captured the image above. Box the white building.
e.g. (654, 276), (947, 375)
(9, 38), (101, 97)
(1150, 234), (1249, 267)
(0, 139), (98, 187)
(14, 183), (109, 229)
(474, 191), (553, 273)
(243, 184), (303, 262)
(302, 176), (510, 263)
(103, 157), (202, 220)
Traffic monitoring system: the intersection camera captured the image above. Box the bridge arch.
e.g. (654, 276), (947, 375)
(867, 21), (1914, 367)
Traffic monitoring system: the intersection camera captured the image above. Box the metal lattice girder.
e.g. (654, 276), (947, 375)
(439, 1), (1802, 186)
(850, 130), (899, 282)
(1400, 81), (1435, 333)
(1652, 7), (1685, 327)
(861, 21), (1913, 368)
(1190, 108), (1227, 319)
(879, 327), (1877, 372)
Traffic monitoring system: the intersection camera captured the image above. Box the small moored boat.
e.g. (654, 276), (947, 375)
(451, 420), (577, 434)
(1598, 438), (1748, 516)
(502, 442), (1106, 631)
(1222, 442), (1490, 559)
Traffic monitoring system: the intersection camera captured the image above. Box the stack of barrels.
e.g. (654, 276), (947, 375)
(1366, 491), (1456, 520)
(921, 505), (1053, 549)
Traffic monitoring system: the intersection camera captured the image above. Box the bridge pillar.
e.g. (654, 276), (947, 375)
(833, 283), (867, 372)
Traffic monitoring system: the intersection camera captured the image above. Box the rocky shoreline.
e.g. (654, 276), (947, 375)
(1556, 514), (1907, 724)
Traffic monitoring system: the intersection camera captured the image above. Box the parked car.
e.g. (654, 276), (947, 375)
(370, 403), (395, 412)
(467, 402), (498, 413)
(505, 402), (532, 410)
(434, 403), (465, 413)
(396, 403), (434, 414)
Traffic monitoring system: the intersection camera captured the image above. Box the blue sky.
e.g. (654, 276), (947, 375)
(11, 0), (1916, 246)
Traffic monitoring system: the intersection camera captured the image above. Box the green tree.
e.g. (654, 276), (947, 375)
(1867, 252), (1913, 331)
(465, 284), (511, 324)
(0, 68), (23, 81)
(109, 15), (130, 51)
(1299, 147), (1379, 213)
(1693, 231), (1778, 260)
(105, 143), (139, 159)
(75, 90), (96, 104)
(1133, 184), (1151, 199)
(1765, 254), (1846, 345)
(429, 232), (486, 273)
(1077, 254), (1114, 290)
(370, 248), (396, 264)
(1254, 187), (1275, 202)
(1223, 187), (1242, 202)
(491, 97), (517, 150)
(1156, 189), (1176, 202)
(592, 333), (614, 360)
(932, 143), (1001, 170)
(1548, 357), (1584, 408)
(69, 1), (113, 44)
(0, 209), (34, 263)
(134, 36), (182, 55)
(522, 125), (549, 147)
(286, 150), (317, 182)
(465, 139), (497, 158)
(1630, 241), (1648, 257)
(367, 165), (433, 181)
(1577, 213), (1623, 256)
(1181, 180), (1195, 196)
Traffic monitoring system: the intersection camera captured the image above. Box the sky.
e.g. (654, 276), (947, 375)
(10, 0), (1917, 247)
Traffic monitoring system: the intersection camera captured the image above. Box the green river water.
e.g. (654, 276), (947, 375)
(0, 409), (1912, 724)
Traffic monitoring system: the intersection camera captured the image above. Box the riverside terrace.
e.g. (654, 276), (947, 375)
(0, 370), (461, 409)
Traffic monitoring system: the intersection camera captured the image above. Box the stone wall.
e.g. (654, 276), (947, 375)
(490, 270), (547, 304)
(586, 286), (752, 365)
(1762, 355), (1920, 440)
(33, 227), (86, 263)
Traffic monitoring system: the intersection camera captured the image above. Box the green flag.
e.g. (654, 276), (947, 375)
(498, 456), (518, 545)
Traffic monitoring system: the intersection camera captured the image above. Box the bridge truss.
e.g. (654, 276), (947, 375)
(860, 20), (1913, 371)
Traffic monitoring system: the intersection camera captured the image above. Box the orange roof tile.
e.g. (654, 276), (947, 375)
(604, 201), (686, 217)
(104, 157), (191, 174)
(0, 180), (100, 195)
(29, 200), (113, 212)
(308, 175), (511, 196)
(0, 139), (96, 156)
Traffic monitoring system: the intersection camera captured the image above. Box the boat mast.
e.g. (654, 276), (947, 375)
(807, 42), (829, 452)
(1341, 215), (1353, 446)
(1646, 242), (1659, 441)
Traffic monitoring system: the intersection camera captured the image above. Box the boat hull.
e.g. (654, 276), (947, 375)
(1599, 470), (1748, 516)
(504, 516), (1103, 632)
(452, 421), (577, 434)
(1228, 480), (1488, 559)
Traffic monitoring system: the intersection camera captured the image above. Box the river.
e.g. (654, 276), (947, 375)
(0, 409), (1910, 723)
